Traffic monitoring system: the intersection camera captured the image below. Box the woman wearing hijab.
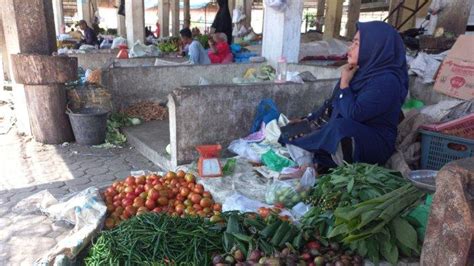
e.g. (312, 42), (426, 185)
(280, 21), (408, 177)
(211, 0), (233, 45)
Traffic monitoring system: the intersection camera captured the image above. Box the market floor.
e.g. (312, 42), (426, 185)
(0, 100), (161, 264)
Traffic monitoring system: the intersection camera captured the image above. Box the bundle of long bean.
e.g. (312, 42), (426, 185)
(85, 213), (224, 265)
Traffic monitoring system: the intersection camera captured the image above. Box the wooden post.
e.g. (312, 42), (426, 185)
(323, 0), (343, 39)
(437, 0), (474, 36)
(346, 0), (361, 38)
(316, 0), (325, 32)
(183, 0), (191, 28)
(125, 0), (145, 47)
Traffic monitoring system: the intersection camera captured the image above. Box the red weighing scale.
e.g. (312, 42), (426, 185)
(196, 144), (222, 177)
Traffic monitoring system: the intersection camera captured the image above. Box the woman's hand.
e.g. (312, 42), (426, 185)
(340, 64), (359, 89)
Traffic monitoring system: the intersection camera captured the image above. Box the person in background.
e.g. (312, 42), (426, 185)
(280, 21), (409, 177)
(208, 33), (233, 64)
(77, 20), (98, 46)
(179, 28), (210, 65)
(211, 0), (233, 45)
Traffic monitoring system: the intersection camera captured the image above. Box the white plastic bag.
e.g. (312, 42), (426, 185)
(291, 202), (311, 219)
(111, 36), (127, 49)
(265, 168), (315, 208)
(265, 0), (287, 11)
(223, 193), (295, 220)
(14, 188), (106, 264)
(228, 139), (262, 163)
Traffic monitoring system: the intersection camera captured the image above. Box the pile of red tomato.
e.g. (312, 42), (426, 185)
(102, 170), (222, 229)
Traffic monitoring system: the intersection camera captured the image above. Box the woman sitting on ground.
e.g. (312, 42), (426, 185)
(208, 33), (233, 64)
(280, 21), (408, 177)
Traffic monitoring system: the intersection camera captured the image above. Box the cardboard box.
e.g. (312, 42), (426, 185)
(433, 35), (474, 100)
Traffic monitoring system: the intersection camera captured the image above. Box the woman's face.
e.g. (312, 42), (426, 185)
(347, 31), (360, 66)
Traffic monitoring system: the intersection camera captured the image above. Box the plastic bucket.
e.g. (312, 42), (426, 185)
(67, 108), (109, 145)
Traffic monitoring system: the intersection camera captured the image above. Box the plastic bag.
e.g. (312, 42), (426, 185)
(291, 202), (312, 219)
(261, 149), (295, 172)
(228, 139), (262, 163)
(100, 39), (112, 49)
(14, 188), (106, 264)
(223, 193), (295, 220)
(265, 0), (287, 11)
(265, 168), (315, 207)
(111, 36), (127, 49)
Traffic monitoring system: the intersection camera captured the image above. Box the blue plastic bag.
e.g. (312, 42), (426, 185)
(251, 99), (280, 133)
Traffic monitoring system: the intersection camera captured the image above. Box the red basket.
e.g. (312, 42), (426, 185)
(421, 114), (474, 140)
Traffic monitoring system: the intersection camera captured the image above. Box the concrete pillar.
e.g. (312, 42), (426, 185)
(117, 14), (126, 38)
(52, 0), (64, 36)
(323, 0), (343, 39)
(159, 0), (170, 37)
(126, 0), (145, 47)
(171, 0), (180, 36)
(229, 0), (236, 15)
(77, 0), (93, 26)
(183, 0), (191, 28)
(1, 0), (57, 135)
(244, 0), (253, 29)
(316, 0), (325, 32)
(262, 1), (304, 65)
(0, 14), (11, 84)
(345, 0), (361, 38)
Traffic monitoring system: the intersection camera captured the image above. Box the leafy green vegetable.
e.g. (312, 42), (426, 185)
(104, 113), (141, 146)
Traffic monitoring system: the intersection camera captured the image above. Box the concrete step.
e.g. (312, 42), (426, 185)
(123, 120), (174, 171)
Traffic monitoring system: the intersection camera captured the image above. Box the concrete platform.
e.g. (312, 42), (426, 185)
(123, 120), (174, 171)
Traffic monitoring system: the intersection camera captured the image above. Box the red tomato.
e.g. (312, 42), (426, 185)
(157, 197), (169, 206)
(135, 186), (145, 195)
(194, 184), (204, 194)
(133, 197), (144, 208)
(274, 202), (285, 209)
(152, 207), (162, 213)
(175, 204), (185, 214)
(202, 191), (212, 199)
(122, 198), (133, 207)
(148, 189), (159, 201)
(180, 187), (190, 197)
(125, 205), (137, 215)
(153, 184), (164, 191)
(193, 204), (203, 211)
(145, 198), (156, 210)
(176, 194), (185, 202)
(190, 194), (202, 204)
(125, 176), (136, 186)
(200, 198), (213, 208)
(113, 199), (122, 208)
(144, 184), (153, 192)
(213, 203), (222, 212)
(125, 192), (136, 200)
(135, 176), (146, 185)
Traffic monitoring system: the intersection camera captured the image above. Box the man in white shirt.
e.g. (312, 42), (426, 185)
(179, 28), (211, 65)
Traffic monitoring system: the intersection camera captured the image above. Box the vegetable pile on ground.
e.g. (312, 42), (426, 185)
(301, 163), (425, 264)
(86, 213), (224, 265)
(122, 101), (168, 122)
(102, 170), (222, 228)
(214, 212), (364, 266)
(104, 113), (141, 145)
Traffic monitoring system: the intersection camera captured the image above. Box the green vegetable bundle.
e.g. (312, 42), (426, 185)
(302, 164), (408, 239)
(221, 212), (303, 258)
(105, 113), (141, 145)
(85, 213), (224, 265)
(306, 163), (407, 211)
(328, 184), (424, 265)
